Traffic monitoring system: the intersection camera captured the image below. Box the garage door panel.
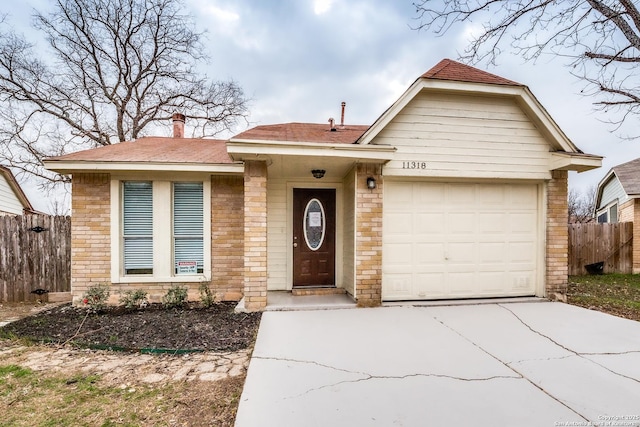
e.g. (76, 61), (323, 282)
(448, 185), (475, 204)
(478, 213), (507, 233)
(448, 242), (476, 263)
(478, 242), (506, 263)
(448, 213), (475, 233)
(385, 213), (413, 233)
(417, 275), (447, 298)
(384, 274), (413, 298)
(509, 242), (535, 263)
(383, 181), (540, 301)
(416, 213), (445, 234)
(510, 212), (537, 233)
(384, 243), (413, 266)
(415, 243), (444, 264)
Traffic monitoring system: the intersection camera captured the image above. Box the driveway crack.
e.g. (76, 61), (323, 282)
(253, 356), (519, 399)
(498, 304), (640, 385)
(431, 313), (590, 422)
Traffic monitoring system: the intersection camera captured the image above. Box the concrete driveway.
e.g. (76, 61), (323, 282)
(235, 302), (640, 427)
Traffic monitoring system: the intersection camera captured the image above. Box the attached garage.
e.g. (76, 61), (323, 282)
(382, 181), (541, 301)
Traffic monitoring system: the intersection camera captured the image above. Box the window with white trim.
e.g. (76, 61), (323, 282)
(173, 182), (204, 274)
(123, 181), (153, 275)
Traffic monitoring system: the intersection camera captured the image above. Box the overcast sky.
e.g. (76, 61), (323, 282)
(4, 0), (640, 212)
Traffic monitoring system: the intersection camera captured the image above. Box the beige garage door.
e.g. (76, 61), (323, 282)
(382, 182), (540, 300)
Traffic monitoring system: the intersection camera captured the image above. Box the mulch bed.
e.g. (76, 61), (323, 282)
(0, 302), (261, 352)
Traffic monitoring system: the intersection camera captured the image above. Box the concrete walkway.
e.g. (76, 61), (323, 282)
(236, 302), (640, 426)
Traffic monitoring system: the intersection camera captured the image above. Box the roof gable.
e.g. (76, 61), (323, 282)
(422, 59), (522, 86)
(357, 59), (580, 154)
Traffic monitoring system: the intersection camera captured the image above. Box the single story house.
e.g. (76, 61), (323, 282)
(595, 157), (640, 272)
(0, 165), (38, 216)
(44, 59), (602, 311)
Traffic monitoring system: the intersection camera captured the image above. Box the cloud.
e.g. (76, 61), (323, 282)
(313, 0), (335, 15)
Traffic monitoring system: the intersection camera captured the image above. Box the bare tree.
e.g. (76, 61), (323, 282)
(413, 1), (640, 132)
(0, 0), (248, 186)
(568, 185), (597, 223)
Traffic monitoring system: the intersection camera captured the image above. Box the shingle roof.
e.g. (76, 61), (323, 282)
(612, 157), (640, 196)
(49, 137), (233, 163)
(421, 58), (522, 86)
(231, 123), (369, 144)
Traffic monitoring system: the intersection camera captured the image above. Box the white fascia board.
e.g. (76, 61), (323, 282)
(550, 152), (602, 172)
(594, 168), (617, 209)
(42, 160), (244, 174)
(226, 140), (396, 161)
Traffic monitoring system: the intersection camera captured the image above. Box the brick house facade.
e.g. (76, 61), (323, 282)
(45, 59), (600, 311)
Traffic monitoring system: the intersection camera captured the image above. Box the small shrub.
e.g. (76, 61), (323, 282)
(82, 283), (110, 313)
(199, 282), (215, 307)
(163, 285), (188, 309)
(119, 289), (148, 309)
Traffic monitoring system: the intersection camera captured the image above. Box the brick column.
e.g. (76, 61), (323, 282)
(211, 175), (244, 301)
(355, 163), (383, 307)
(546, 170), (568, 300)
(243, 161), (268, 311)
(71, 173), (111, 304)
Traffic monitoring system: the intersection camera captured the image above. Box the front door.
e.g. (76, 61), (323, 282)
(293, 188), (336, 287)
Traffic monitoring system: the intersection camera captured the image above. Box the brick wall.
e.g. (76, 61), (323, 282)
(71, 173), (111, 304)
(354, 163), (383, 307)
(211, 175), (244, 301)
(243, 161), (268, 311)
(546, 170), (568, 299)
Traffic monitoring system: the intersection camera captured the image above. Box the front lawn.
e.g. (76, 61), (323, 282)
(568, 274), (640, 321)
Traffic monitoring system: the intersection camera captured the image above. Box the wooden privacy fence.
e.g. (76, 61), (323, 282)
(568, 222), (633, 276)
(0, 215), (71, 302)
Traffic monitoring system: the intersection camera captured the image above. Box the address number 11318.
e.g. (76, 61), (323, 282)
(402, 161), (427, 169)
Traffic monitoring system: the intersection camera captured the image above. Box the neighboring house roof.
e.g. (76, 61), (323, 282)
(610, 157), (640, 196)
(0, 165), (37, 215)
(51, 137), (233, 163)
(232, 123), (369, 144)
(595, 157), (640, 211)
(421, 58), (522, 86)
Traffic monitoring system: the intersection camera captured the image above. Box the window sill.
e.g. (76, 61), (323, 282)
(113, 275), (210, 284)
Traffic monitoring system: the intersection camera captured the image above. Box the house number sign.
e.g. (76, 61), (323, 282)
(402, 161), (427, 169)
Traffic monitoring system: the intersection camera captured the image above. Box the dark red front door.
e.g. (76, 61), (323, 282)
(293, 188), (336, 287)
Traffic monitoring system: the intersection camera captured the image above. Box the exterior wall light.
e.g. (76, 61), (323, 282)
(367, 177), (376, 189)
(312, 169), (326, 179)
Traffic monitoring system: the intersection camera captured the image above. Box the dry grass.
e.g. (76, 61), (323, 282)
(567, 274), (640, 321)
(0, 364), (244, 426)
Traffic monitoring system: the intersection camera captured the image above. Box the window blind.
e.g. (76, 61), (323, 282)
(123, 181), (153, 274)
(173, 182), (203, 274)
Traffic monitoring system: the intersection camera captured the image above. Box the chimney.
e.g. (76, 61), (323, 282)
(329, 117), (336, 131)
(172, 113), (185, 138)
(340, 102), (346, 129)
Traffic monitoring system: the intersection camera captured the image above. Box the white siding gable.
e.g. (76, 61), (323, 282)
(0, 174), (24, 215)
(373, 92), (553, 180)
(598, 175), (627, 210)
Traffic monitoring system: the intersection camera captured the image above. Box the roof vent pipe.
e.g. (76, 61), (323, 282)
(329, 117), (336, 131)
(172, 113), (185, 138)
(340, 102), (346, 129)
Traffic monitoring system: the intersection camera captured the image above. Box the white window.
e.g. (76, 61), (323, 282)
(173, 182), (204, 274)
(123, 181), (153, 275)
(113, 176), (211, 283)
(609, 204), (618, 224)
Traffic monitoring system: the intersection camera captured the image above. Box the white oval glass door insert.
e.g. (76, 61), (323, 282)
(303, 198), (326, 251)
